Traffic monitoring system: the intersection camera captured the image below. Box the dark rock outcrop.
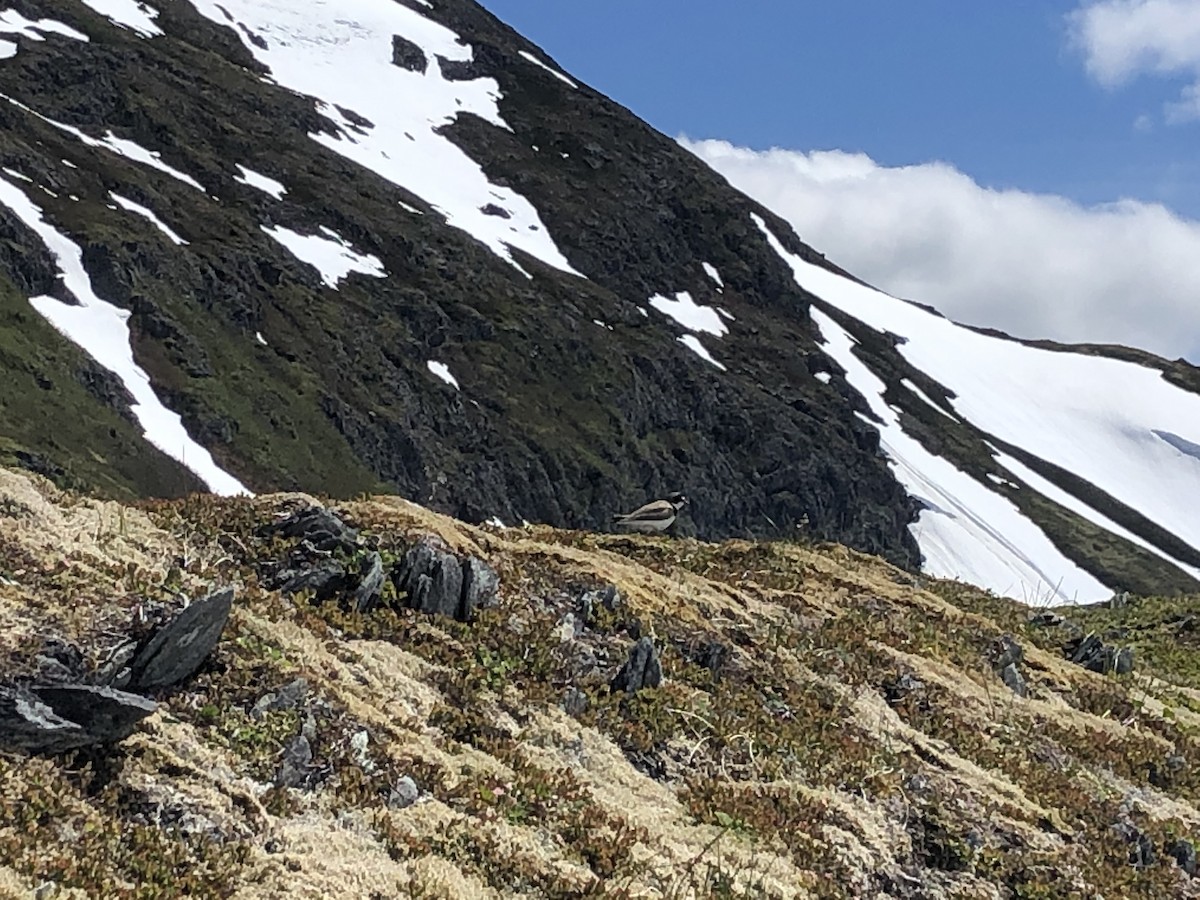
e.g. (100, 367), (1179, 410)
(391, 35), (428, 73)
(266, 506), (359, 554)
(0, 683), (157, 754)
(1065, 633), (1134, 676)
(611, 636), (662, 694)
(128, 587), (235, 690)
(1168, 838), (1198, 876)
(351, 551), (386, 613)
(392, 536), (498, 621)
(993, 635), (1028, 697)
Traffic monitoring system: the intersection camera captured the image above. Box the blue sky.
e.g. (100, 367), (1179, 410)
(480, 1), (1198, 214)
(481, 0), (1200, 361)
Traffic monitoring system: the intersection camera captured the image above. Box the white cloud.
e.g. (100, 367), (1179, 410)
(1068, 0), (1200, 121)
(682, 137), (1200, 361)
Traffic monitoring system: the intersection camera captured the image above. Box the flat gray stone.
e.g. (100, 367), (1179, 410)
(128, 587), (235, 690)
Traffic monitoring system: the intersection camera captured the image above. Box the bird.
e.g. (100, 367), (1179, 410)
(611, 492), (689, 534)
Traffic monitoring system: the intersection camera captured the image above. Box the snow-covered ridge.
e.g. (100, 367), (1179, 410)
(0, 175), (248, 496)
(185, 0), (582, 279)
(755, 212), (1200, 603)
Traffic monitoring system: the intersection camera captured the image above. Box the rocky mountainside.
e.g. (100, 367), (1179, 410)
(2, 0), (1200, 606)
(3, 465), (1200, 899)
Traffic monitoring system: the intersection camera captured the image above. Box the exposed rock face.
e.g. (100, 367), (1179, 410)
(265, 502), (500, 621)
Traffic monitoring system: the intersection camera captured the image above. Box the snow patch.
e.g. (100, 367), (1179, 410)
(702, 261), (724, 288)
(995, 450), (1200, 582)
(110, 192), (188, 245)
(754, 212), (1200, 581)
(813, 305), (1105, 605)
(592, 319), (613, 331)
(234, 164), (286, 199)
(187, 0), (582, 278)
(77, 0), (163, 38)
(262, 225), (385, 289)
(1, 167), (31, 183)
(0, 174), (248, 495)
(0, 40), (16, 59)
(426, 360), (459, 389)
(255, 331), (267, 346)
(815, 371), (832, 384)
(678, 334), (727, 371)
(649, 291), (728, 338)
(0, 10), (88, 43)
(517, 50), (577, 88)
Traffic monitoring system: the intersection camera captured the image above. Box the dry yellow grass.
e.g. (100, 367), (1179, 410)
(2, 467), (1200, 898)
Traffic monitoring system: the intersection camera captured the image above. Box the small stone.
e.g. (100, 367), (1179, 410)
(352, 552), (385, 613)
(275, 734), (313, 788)
(562, 687), (589, 717)
(1000, 662), (1028, 697)
(350, 729), (374, 772)
(1167, 838), (1198, 876)
(884, 672), (925, 705)
(611, 636), (662, 694)
(994, 635), (1023, 671)
(388, 776), (419, 809)
(556, 612), (582, 642)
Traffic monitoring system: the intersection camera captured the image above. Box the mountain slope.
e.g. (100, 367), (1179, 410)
(0, 0), (1199, 603)
(0, 0), (920, 570)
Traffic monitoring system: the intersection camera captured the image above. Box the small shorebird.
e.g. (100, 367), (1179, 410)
(612, 492), (689, 534)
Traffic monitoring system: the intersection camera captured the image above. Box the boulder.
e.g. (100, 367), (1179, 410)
(127, 587), (235, 690)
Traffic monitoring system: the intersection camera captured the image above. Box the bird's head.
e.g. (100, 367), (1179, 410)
(666, 491), (689, 509)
